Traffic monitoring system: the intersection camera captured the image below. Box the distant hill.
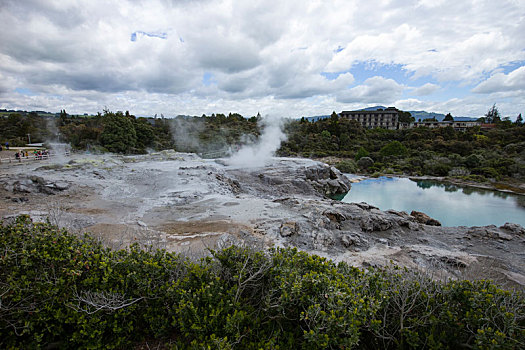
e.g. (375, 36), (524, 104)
(408, 110), (477, 122)
(409, 110), (446, 121)
(359, 106), (387, 111)
(304, 115), (331, 122)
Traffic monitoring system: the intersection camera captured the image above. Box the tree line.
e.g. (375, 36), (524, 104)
(0, 110), (260, 155)
(1, 106), (524, 183)
(278, 106), (525, 183)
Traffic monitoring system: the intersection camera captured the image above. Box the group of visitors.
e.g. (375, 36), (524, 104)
(14, 149), (49, 161)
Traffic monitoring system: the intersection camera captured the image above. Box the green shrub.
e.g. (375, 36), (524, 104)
(465, 154), (483, 168)
(335, 159), (358, 173)
(1, 218), (523, 349)
(357, 156), (374, 170)
(472, 166), (501, 180)
(354, 146), (369, 161)
(380, 141), (408, 157)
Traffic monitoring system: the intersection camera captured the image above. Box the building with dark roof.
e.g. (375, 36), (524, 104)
(339, 107), (399, 130)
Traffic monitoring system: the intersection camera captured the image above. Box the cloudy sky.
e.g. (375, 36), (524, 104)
(1, 0), (524, 119)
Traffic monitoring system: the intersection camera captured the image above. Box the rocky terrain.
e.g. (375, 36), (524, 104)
(1, 151), (524, 288)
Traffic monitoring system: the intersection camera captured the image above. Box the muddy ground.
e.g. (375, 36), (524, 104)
(1, 151), (524, 288)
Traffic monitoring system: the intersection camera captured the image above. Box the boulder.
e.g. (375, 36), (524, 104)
(467, 226), (513, 240)
(341, 232), (368, 248)
(323, 210), (346, 224)
(410, 211), (441, 226)
(53, 182), (69, 191)
(360, 214), (393, 232)
(280, 221), (298, 237)
(304, 164), (351, 197)
(500, 223), (525, 236)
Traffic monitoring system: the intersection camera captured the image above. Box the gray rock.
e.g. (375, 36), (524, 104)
(53, 182), (69, 191)
(467, 226), (513, 240)
(341, 232), (368, 248)
(500, 223), (525, 236)
(360, 215), (393, 232)
(14, 184), (32, 193)
(280, 221), (298, 237)
(354, 202), (378, 210)
(439, 255), (469, 268)
(323, 210), (346, 224)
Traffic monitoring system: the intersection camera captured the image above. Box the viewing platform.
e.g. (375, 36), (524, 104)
(0, 148), (70, 165)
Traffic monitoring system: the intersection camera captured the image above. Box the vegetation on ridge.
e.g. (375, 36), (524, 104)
(278, 108), (525, 183)
(1, 106), (524, 183)
(1, 217), (524, 349)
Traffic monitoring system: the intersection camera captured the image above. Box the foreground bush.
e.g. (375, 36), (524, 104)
(1, 217), (524, 349)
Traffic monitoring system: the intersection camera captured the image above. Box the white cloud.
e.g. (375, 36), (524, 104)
(336, 76), (404, 104)
(411, 83), (440, 96)
(472, 66), (525, 94)
(0, 0), (524, 118)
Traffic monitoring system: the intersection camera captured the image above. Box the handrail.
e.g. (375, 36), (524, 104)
(0, 151), (70, 164)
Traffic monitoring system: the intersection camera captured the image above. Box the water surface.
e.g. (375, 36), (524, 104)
(342, 177), (525, 227)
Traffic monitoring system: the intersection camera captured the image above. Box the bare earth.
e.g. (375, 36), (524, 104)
(1, 150), (524, 288)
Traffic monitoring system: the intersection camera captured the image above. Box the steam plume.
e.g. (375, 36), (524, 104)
(226, 115), (286, 168)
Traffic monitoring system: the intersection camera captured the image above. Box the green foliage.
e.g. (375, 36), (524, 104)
(355, 146), (369, 161)
(133, 117), (156, 152)
(278, 113), (525, 181)
(1, 218), (524, 349)
(398, 111), (415, 123)
(335, 159), (358, 173)
(380, 141), (408, 158)
(485, 104), (501, 124)
(99, 111), (137, 153)
(357, 156), (374, 170)
(443, 113), (454, 121)
(0, 113), (53, 146)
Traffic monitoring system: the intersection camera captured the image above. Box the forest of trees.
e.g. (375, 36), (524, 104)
(278, 109), (525, 184)
(0, 110), (260, 155)
(1, 107), (524, 183)
(1, 217), (523, 349)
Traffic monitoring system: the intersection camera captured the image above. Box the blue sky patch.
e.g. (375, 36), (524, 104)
(131, 31), (168, 42)
(323, 61), (422, 85)
(15, 88), (36, 96)
(202, 72), (216, 86)
(499, 60), (525, 74)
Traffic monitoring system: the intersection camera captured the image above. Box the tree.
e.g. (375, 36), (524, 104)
(355, 146), (369, 161)
(380, 140), (408, 157)
(465, 154), (482, 168)
(398, 111), (415, 123)
(357, 156), (374, 170)
(100, 111), (137, 153)
(484, 104), (501, 123)
(516, 113), (523, 126)
(443, 113), (454, 122)
(134, 118), (156, 151)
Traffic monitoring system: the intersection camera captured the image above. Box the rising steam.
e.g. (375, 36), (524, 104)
(46, 117), (71, 164)
(226, 115), (287, 168)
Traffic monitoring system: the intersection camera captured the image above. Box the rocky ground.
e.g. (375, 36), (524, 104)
(1, 151), (524, 288)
